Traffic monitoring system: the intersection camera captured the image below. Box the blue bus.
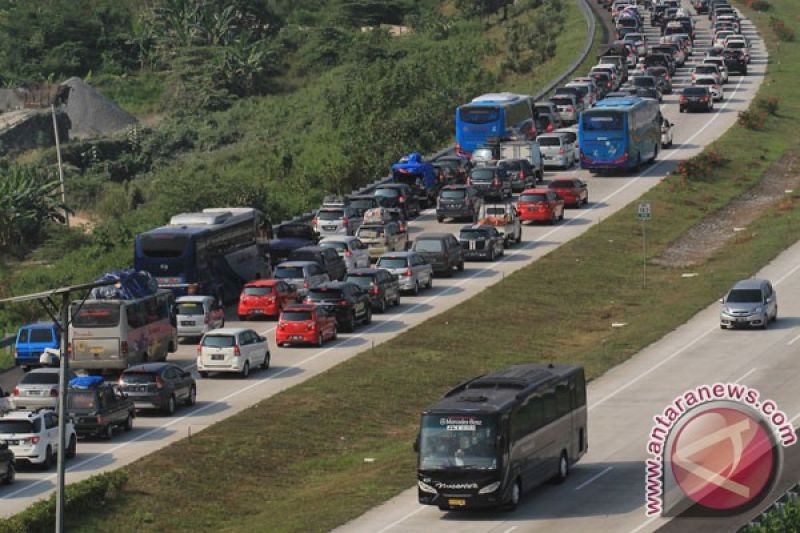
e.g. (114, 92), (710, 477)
(455, 93), (536, 156)
(578, 97), (661, 171)
(134, 208), (272, 304)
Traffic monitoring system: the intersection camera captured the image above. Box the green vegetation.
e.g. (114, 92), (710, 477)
(1, 1), (793, 531)
(0, 0), (581, 339)
(742, 490), (800, 532)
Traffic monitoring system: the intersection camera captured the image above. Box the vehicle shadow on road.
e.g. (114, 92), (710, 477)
(459, 266), (500, 278)
(265, 366), (304, 379)
(389, 302), (433, 315)
(63, 451), (116, 473)
(359, 320), (412, 335)
(418, 285), (465, 297)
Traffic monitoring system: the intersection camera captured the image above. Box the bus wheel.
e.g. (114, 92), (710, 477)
(506, 479), (521, 511)
(552, 451), (569, 484)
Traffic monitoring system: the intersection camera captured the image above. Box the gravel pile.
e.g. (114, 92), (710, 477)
(63, 77), (137, 138)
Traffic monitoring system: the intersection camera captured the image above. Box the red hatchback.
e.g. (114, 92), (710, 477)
(237, 280), (299, 320)
(276, 304), (337, 347)
(517, 189), (565, 224)
(547, 178), (588, 208)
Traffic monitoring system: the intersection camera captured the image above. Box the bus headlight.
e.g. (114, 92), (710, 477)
(417, 481), (437, 494)
(478, 481), (501, 494)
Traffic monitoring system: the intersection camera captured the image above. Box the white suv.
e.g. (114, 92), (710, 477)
(197, 328), (270, 378)
(0, 410), (76, 468)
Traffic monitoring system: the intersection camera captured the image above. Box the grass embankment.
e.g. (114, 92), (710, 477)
(5, 2), (800, 532)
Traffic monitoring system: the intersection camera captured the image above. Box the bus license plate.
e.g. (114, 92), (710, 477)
(90, 347), (104, 354)
(448, 499), (466, 507)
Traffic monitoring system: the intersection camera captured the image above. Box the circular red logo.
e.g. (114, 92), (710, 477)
(670, 407), (776, 511)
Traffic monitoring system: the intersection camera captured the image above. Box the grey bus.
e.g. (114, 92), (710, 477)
(415, 363), (588, 510)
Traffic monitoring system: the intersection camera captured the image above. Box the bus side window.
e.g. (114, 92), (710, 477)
(555, 380), (570, 418)
(127, 303), (145, 329)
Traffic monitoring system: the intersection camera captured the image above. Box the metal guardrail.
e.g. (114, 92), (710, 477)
(738, 482), (800, 531)
(276, 0), (599, 228)
(0, 335), (13, 349)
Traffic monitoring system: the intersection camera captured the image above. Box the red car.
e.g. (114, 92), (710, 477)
(517, 188), (565, 224)
(237, 280), (299, 320)
(276, 304), (337, 347)
(547, 178), (588, 208)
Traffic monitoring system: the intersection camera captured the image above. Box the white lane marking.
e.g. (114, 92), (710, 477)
(375, 506), (426, 533)
(791, 410), (800, 424)
(502, 527), (518, 533)
(788, 332), (800, 346)
(574, 466), (614, 491)
(733, 368), (757, 383)
(629, 515), (659, 533)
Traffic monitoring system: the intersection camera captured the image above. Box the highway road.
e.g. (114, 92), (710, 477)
(0, 0), (769, 523)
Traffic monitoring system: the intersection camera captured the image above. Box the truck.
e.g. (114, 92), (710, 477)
(477, 203), (522, 247)
(391, 152), (439, 208)
(499, 141), (544, 183)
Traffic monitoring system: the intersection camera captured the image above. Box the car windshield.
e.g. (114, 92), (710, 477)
(243, 286), (273, 296)
(0, 420), (38, 434)
(440, 189), (466, 199)
(320, 241), (348, 252)
(414, 240), (443, 253)
(20, 372), (59, 385)
(67, 390), (97, 410)
(470, 169), (494, 182)
(459, 106), (500, 125)
(201, 335), (236, 348)
(684, 87), (708, 96)
(419, 415), (498, 470)
(274, 266), (305, 279)
(307, 288), (343, 302)
(460, 230), (490, 240)
(538, 136), (561, 147)
(349, 199), (376, 211)
(121, 372), (157, 384)
(549, 180), (575, 189)
(317, 210), (343, 221)
(726, 289), (763, 303)
(582, 111), (624, 131)
(176, 302), (205, 315)
(281, 311), (313, 321)
(357, 226), (385, 238)
(376, 258), (408, 269)
(344, 276), (372, 288)
(520, 193), (548, 202)
(71, 302), (121, 328)
(633, 77), (655, 87)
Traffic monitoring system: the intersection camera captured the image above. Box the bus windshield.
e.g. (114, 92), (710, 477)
(71, 303), (121, 328)
(140, 234), (189, 258)
(582, 111), (624, 131)
(459, 106), (500, 125)
(419, 415), (498, 470)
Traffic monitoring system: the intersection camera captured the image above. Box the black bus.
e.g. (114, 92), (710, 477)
(415, 363), (588, 511)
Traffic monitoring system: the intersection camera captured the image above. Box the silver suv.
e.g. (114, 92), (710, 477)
(719, 279), (778, 329)
(313, 207), (361, 236)
(375, 252), (434, 296)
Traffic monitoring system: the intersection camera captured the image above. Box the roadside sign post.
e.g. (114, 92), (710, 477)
(638, 203), (652, 288)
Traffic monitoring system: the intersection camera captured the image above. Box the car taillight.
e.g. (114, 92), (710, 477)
(339, 299), (348, 305)
(307, 322), (315, 330)
(342, 217), (349, 226)
(466, 177), (472, 185)
(155, 375), (164, 389)
(234, 344), (241, 357)
(121, 341), (128, 356)
(30, 436), (40, 444)
(679, 96), (687, 102)
(196, 344), (202, 355)
(701, 96), (709, 102)
(370, 285), (379, 295)
(567, 106), (575, 112)
(546, 123), (554, 133)
(96, 416), (104, 425)
(559, 147), (565, 155)
(398, 196), (405, 203)
(403, 268), (412, 277)
(312, 217), (317, 226)
(67, 342), (72, 355)
(492, 179), (499, 186)
(344, 249), (352, 257)
(304, 279), (310, 289)
(204, 314), (210, 324)
(12, 387), (19, 396)
(518, 170), (525, 179)
(50, 388), (58, 397)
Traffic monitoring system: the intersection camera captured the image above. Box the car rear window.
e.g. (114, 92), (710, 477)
(243, 286), (273, 296)
(320, 241), (348, 252)
(20, 372), (59, 385)
(549, 180), (575, 189)
(176, 302), (205, 315)
(414, 239), (443, 253)
(121, 372), (157, 384)
(0, 420), (37, 434)
(374, 188), (400, 198)
(67, 390), (97, 410)
(460, 230), (490, 240)
(357, 226), (385, 238)
(550, 97), (572, 106)
(28, 328), (54, 343)
(281, 311), (313, 321)
(440, 189), (466, 199)
(275, 266), (305, 279)
(470, 169), (494, 181)
(71, 303), (121, 328)
(538, 137), (562, 147)
(317, 210), (344, 221)
(695, 78), (714, 86)
(201, 335), (236, 348)
(683, 87), (708, 95)
(376, 257), (408, 269)
(344, 275), (373, 288)
(307, 288), (344, 301)
(520, 193), (548, 202)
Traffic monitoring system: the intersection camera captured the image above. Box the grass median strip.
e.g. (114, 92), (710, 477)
(5, 2), (800, 532)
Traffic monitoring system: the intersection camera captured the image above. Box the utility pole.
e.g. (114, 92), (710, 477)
(51, 104), (68, 227)
(55, 291), (69, 533)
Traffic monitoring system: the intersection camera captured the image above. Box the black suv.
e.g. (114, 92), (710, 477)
(0, 440), (13, 485)
(723, 49), (747, 75)
(498, 159), (539, 192)
(66, 377), (135, 439)
(436, 185), (483, 223)
(347, 195), (381, 217)
(411, 233), (464, 277)
(468, 166), (512, 200)
(374, 184), (421, 219)
(344, 268), (401, 313)
(288, 246), (347, 281)
(304, 282), (372, 332)
(119, 363), (197, 415)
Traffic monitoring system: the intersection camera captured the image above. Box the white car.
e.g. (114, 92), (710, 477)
(703, 57), (729, 83)
(175, 296), (225, 339)
(197, 328), (270, 378)
(554, 127), (580, 165)
(713, 30), (734, 50)
(319, 236), (371, 272)
(693, 77), (724, 101)
(661, 119), (674, 148)
(537, 133), (574, 170)
(692, 65), (722, 85)
(0, 410), (76, 468)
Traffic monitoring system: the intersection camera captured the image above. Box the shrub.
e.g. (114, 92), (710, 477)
(738, 109), (767, 130)
(756, 96), (780, 115)
(746, 0), (771, 11)
(675, 150), (728, 181)
(770, 17), (796, 42)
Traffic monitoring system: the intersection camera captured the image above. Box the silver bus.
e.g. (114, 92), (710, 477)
(415, 363), (588, 510)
